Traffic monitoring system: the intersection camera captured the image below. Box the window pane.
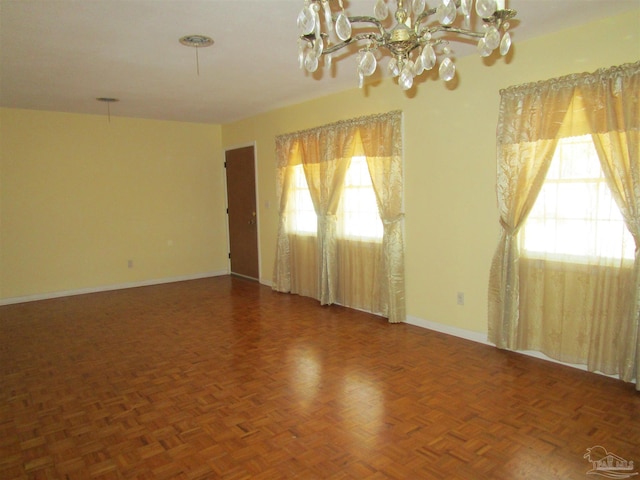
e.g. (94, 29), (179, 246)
(522, 135), (634, 261)
(287, 165), (317, 234)
(554, 183), (596, 219)
(339, 157), (383, 240)
(555, 138), (603, 179)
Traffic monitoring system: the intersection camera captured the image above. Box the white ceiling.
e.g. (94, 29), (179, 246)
(1, 0), (638, 124)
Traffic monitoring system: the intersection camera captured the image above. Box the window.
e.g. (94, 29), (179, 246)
(287, 156), (383, 241)
(520, 134), (634, 261)
(338, 156), (383, 240)
(287, 163), (317, 234)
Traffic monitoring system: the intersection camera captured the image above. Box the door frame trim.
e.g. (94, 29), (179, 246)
(223, 142), (262, 282)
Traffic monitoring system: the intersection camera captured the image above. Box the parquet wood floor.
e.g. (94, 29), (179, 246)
(1, 276), (638, 479)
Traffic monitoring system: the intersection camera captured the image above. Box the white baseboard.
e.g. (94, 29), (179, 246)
(404, 315), (627, 383)
(405, 315), (491, 345)
(0, 270), (229, 306)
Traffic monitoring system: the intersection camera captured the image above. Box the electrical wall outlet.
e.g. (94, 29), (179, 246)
(128, 259), (133, 269)
(457, 292), (465, 305)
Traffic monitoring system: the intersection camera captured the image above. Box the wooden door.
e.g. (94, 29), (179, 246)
(225, 146), (259, 280)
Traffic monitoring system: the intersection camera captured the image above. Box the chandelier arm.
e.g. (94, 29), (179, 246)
(414, 9), (514, 36)
(413, 7), (439, 29)
(403, 42), (423, 56)
(323, 33), (383, 55)
(300, 32), (328, 46)
(419, 25), (486, 40)
(343, 15), (386, 36)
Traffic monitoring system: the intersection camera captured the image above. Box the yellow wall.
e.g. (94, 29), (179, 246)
(0, 109), (227, 300)
(221, 9), (640, 334)
(2, 10), (637, 326)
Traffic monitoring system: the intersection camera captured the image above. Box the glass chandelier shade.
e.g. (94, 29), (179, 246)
(297, 0), (517, 90)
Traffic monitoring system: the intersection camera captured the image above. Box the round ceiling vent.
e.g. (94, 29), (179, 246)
(179, 35), (214, 48)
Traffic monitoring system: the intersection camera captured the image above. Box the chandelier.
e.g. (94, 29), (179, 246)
(297, 0), (517, 90)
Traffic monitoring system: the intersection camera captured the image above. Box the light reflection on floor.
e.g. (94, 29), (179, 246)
(289, 343), (323, 407)
(289, 340), (385, 451)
